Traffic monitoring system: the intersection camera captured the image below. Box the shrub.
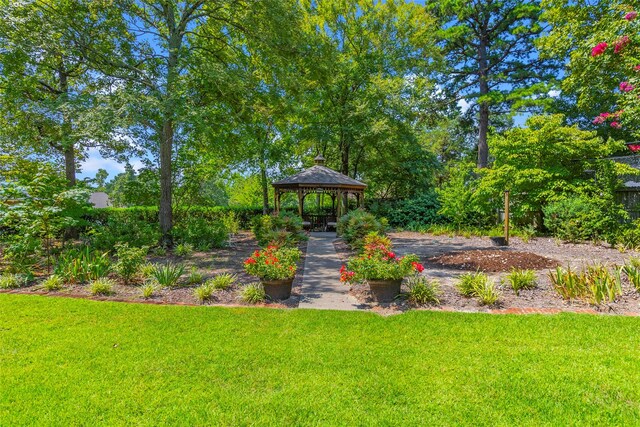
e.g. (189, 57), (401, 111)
(54, 247), (111, 284)
(240, 282), (266, 304)
(186, 268), (204, 286)
(90, 278), (115, 296)
(114, 243), (147, 285)
(406, 276), (441, 305)
(251, 213), (306, 248)
(194, 282), (215, 303)
(244, 246), (301, 280)
(174, 243), (194, 258)
(506, 269), (537, 295)
(172, 217), (228, 250)
(368, 193), (444, 229)
(150, 263), (185, 288)
(141, 282), (157, 299)
(42, 275), (64, 291)
(617, 222), (640, 251)
(336, 209), (387, 250)
(543, 196), (626, 244)
(206, 273), (236, 290)
(475, 279), (501, 306)
(84, 210), (161, 251)
(456, 272), (486, 297)
(0, 273), (23, 289)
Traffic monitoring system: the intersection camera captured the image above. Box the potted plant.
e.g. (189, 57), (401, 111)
(340, 233), (424, 302)
(244, 245), (301, 300)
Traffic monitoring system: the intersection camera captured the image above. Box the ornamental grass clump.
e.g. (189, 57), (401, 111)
(0, 273), (23, 289)
(240, 282), (266, 304)
(151, 263), (185, 288)
(90, 278), (115, 296)
(194, 282), (215, 303)
(244, 246), (301, 280)
(506, 269), (537, 296)
(340, 233), (424, 283)
(406, 276), (441, 306)
(42, 275), (64, 291)
(549, 264), (622, 305)
(207, 273), (236, 290)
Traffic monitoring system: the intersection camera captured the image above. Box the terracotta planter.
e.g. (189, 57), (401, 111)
(367, 279), (402, 303)
(261, 278), (294, 300)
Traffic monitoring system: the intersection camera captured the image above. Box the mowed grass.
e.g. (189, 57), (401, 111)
(1, 295), (640, 426)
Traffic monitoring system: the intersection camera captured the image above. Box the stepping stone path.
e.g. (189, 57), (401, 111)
(299, 232), (361, 311)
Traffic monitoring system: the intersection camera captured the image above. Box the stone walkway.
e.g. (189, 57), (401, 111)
(299, 232), (361, 311)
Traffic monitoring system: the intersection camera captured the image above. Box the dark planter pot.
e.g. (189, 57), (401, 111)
(261, 278), (294, 300)
(368, 279), (402, 303)
(490, 236), (508, 246)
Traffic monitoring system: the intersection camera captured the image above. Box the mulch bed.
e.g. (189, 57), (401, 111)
(427, 249), (560, 272)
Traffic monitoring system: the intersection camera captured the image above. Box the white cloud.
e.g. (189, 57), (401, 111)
(457, 98), (472, 113)
(548, 89), (561, 98)
(79, 147), (144, 179)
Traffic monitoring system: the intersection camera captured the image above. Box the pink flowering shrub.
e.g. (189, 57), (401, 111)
(591, 42), (608, 56)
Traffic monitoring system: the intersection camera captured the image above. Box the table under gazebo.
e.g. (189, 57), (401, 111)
(272, 155), (367, 231)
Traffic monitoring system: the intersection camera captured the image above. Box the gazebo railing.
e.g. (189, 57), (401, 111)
(302, 214), (337, 231)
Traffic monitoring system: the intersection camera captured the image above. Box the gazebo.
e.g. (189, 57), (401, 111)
(272, 155), (367, 230)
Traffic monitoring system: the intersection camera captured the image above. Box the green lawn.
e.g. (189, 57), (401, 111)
(1, 295), (640, 425)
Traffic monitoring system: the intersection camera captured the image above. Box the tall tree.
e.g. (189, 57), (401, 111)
(428, 0), (559, 168)
(56, 0), (296, 244)
(0, 0), (127, 186)
(297, 0), (441, 191)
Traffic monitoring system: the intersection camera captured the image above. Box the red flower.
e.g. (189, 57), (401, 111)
(412, 262), (425, 273)
(387, 252), (396, 259)
(625, 11), (638, 21)
(620, 81), (635, 92)
(591, 42), (608, 56)
(614, 36), (630, 54)
(635, 65), (640, 72)
(611, 121), (622, 129)
(244, 257), (256, 264)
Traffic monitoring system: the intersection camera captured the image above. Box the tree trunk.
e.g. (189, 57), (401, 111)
(477, 36), (490, 169)
(59, 68), (76, 186)
(159, 121), (173, 246)
(64, 146), (76, 187)
(260, 160), (269, 215)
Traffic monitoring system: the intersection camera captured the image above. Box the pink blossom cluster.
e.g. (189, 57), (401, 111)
(592, 110), (624, 128)
(625, 11), (638, 21)
(620, 81), (635, 92)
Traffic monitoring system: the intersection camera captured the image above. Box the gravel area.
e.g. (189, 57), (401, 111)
(4, 232), (306, 308)
(335, 232), (640, 315)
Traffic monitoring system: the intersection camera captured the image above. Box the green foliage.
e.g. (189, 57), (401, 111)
(244, 246), (301, 280)
(114, 243), (147, 285)
(54, 247), (111, 284)
(194, 282), (215, 303)
(150, 264), (185, 288)
(251, 213), (306, 248)
(85, 209), (161, 251)
(343, 243), (422, 282)
(549, 265), (623, 305)
(456, 272), (487, 297)
(480, 115), (628, 228)
(140, 282), (157, 299)
(368, 193), (444, 229)
(475, 280), (501, 306)
(406, 276), (441, 306)
(437, 163), (492, 229)
(206, 274), (237, 291)
(543, 196), (626, 244)
(0, 273), (23, 290)
(42, 275), (64, 291)
(336, 210), (388, 250)
(174, 243), (194, 258)
(139, 263), (155, 279)
(172, 218), (228, 251)
(506, 269), (537, 296)
(89, 278), (115, 296)
(240, 282), (266, 304)
(623, 259), (640, 292)
(186, 268), (204, 286)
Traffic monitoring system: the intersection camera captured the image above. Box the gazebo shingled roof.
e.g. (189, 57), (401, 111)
(272, 164), (366, 189)
(272, 155), (366, 226)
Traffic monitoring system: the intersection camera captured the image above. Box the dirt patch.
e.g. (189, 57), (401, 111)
(428, 249), (560, 272)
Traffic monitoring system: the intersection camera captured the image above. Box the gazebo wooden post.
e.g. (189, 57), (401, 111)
(274, 188), (280, 214)
(297, 189), (304, 218)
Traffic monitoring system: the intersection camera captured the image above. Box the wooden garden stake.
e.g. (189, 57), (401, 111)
(504, 190), (510, 246)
